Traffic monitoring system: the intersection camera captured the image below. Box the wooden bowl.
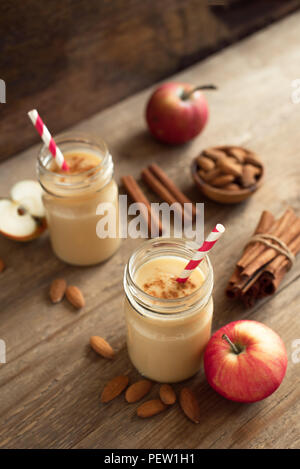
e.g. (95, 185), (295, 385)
(191, 146), (264, 204)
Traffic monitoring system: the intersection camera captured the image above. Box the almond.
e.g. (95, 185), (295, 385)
(244, 151), (262, 167)
(197, 156), (215, 172)
(198, 168), (221, 183)
(137, 399), (167, 418)
(210, 174), (235, 187)
(223, 183), (241, 191)
(241, 164), (260, 188)
(159, 384), (176, 405)
(125, 379), (153, 403)
(90, 336), (114, 359)
(179, 387), (200, 424)
(49, 278), (67, 303)
(0, 258), (5, 273)
(203, 148), (227, 161)
(65, 285), (85, 309)
(228, 147), (246, 163)
(101, 375), (129, 403)
(217, 157), (243, 177)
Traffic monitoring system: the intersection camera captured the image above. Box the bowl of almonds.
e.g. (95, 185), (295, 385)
(191, 145), (264, 204)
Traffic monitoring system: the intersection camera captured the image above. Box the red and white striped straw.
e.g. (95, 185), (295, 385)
(28, 109), (69, 171)
(176, 224), (225, 283)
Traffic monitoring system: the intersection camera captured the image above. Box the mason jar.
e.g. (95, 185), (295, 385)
(123, 238), (214, 383)
(37, 133), (120, 266)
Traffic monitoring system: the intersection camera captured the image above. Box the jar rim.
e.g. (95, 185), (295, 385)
(37, 132), (110, 178)
(37, 132), (113, 195)
(124, 237), (214, 320)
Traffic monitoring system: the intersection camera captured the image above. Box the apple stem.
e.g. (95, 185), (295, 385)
(182, 85), (217, 100)
(222, 334), (240, 355)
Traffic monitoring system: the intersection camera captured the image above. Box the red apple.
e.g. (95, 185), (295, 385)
(204, 320), (287, 403)
(145, 82), (216, 144)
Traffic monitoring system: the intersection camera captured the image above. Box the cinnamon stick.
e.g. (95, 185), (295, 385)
(259, 232), (300, 295)
(264, 222), (300, 275)
(242, 282), (261, 308)
(141, 168), (187, 223)
(148, 164), (197, 219)
(236, 210), (275, 269)
(121, 175), (162, 236)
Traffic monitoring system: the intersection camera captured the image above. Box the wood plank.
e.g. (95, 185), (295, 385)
(1, 0), (300, 160)
(0, 11), (300, 448)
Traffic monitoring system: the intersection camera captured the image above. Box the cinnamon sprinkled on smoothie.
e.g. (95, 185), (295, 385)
(143, 276), (197, 299)
(135, 257), (204, 301)
(51, 151), (101, 175)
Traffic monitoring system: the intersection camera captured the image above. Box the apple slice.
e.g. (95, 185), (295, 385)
(11, 180), (45, 217)
(0, 180), (47, 242)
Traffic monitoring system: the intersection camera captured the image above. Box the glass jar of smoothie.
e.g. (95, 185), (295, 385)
(37, 133), (120, 266)
(123, 238), (214, 383)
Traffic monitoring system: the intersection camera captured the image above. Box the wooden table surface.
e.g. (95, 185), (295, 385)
(1, 12), (300, 449)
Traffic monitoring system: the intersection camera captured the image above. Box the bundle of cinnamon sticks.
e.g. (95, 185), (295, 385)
(226, 208), (300, 307)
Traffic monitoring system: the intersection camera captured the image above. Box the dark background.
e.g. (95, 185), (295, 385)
(1, 0), (300, 161)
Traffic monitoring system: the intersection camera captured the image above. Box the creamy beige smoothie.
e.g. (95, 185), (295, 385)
(124, 240), (213, 383)
(134, 256), (204, 299)
(51, 150), (101, 175)
(38, 134), (120, 266)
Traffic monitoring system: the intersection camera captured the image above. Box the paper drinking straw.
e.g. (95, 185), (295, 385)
(28, 109), (69, 171)
(176, 224), (225, 283)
